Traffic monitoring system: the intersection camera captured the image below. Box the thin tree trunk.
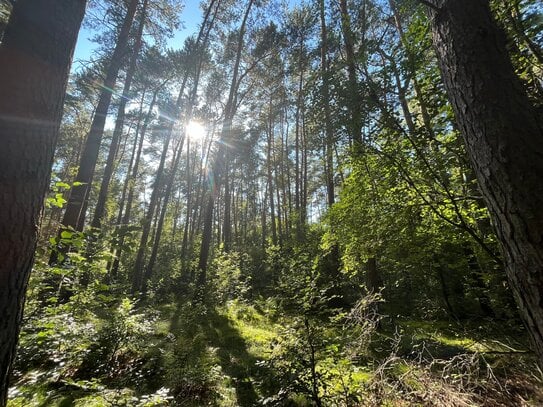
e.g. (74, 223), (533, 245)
(294, 57), (302, 221)
(131, 119), (175, 293)
(57, 0), (138, 235)
(301, 107), (308, 225)
(197, 0), (254, 281)
(274, 132), (283, 246)
(261, 185), (268, 249)
(142, 0), (219, 288)
(339, 0), (363, 145)
(267, 97), (278, 245)
(91, 0), (148, 229)
(111, 89), (157, 278)
(319, 0), (334, 207)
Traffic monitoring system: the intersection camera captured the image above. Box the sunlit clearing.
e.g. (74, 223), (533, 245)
(186, 120), (206, 143)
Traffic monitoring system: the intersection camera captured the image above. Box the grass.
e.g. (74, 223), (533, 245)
(9, 299), (543, 406)
(395, 319), (530, 357)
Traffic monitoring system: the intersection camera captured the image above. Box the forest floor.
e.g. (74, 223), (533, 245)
(8, 298), (543, 406)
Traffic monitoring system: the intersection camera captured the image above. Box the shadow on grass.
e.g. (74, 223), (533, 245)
(202, 311), (260, 406)
(168, 299), (275, 406)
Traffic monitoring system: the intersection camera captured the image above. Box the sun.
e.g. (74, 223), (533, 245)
(186, 120), (206, 143)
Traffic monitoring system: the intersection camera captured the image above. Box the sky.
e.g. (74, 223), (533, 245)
(73, 0), (203, 72)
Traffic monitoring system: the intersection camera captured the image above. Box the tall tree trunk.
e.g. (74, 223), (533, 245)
(130, 59), (192, 293)
(140, 0), (218, 290)
(280, 108), (290, 238)
(301, 108), (308, 225)
(197, 0), (254, 280)
(0, 1), (85, 404)
(51, 0), (138, 263)
(222, 167), (232, 249)
(389, 0), (436, 141)
(261, 185), (268, 249)
(91, 0), (148, 229)
(267, 97), (278, 245)
(110, 90), (157, 277)
(142, 138), (184, 290)
(339, 0), (363, 145)
(428, 0), (543, 365)
(131, 118), (175, 293)
(189, 127), (216, 275)
(274, 133), (283, 246)
(180, 138), (196, 260)
(319, 0), (334, 207)
(62, 0), (138, 230)
(294, 53), (303, 232)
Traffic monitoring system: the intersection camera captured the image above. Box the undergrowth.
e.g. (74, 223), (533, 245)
(10, 291), (543, 406)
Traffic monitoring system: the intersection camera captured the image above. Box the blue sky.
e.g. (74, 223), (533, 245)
(73, 0), (203, 71)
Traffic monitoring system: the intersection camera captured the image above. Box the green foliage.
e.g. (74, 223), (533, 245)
(45, 179), (85, 209)
(209, 250), (253, 304)
(78, 298), (158, 378)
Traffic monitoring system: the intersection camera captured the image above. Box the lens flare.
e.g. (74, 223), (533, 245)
(186, 120), (206, 142)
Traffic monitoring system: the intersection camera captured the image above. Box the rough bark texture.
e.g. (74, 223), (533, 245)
(0, 1), (85, 404)
(429, 0), (543, 364)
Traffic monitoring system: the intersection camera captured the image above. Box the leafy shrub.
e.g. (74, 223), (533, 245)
(209, 250), (252, 304)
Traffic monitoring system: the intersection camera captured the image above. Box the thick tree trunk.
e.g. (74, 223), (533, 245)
(428, 0), (543, 364)
(0, 1), (85, 404)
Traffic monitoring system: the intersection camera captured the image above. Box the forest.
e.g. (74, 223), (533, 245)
(0, 0), (543, 405)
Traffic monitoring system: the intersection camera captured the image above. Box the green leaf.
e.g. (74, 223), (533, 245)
(55, 182), (70, 189)
(61, 230), (73, 239)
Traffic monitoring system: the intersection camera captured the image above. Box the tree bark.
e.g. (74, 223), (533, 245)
(110, 89), (157, 278)
(339, 0), (363, 145)
(132, 118), (174, 293)
(0, 0), (85, 404)
(197, 0), (254, 279)
(91, 0), (148, 229)
(57, 0), (138, 235)
(319, 0), (335, 207)
(428, 0), (543, 364)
